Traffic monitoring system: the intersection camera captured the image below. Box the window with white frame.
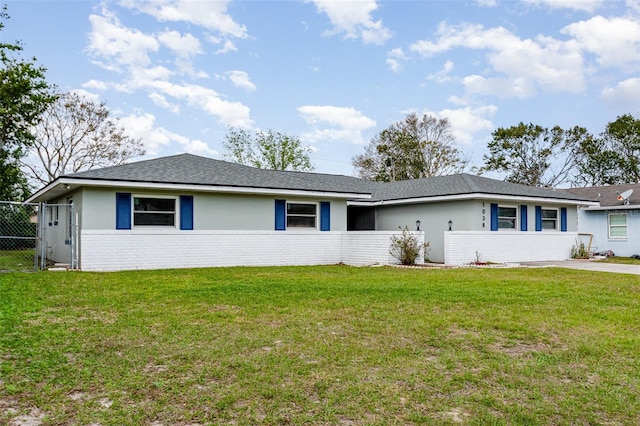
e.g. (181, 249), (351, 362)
(498, 206), (517, 229)
(608, 213), (627, 239)
(286, 202), (317, 228)
(133, 197), (176, 226)
(541, 208), (558, 230)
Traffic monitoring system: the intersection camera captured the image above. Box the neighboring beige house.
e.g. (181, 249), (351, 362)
(27, 154), (596, 271)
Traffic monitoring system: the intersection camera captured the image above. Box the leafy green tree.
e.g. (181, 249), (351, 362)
(223, 128), (314, 171)
(603, 114), (640, 184)
(0, 7), (55, 200)
(22, 92), (146, 185)
(352, 113), (467, 182)
(478, 122), (591, 187)
(565, 114), (639, 187)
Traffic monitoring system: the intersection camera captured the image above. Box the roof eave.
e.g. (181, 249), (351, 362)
(348, 192), (598, 207)
(582, 204), (640, 211)
(26, 177), (372, 203)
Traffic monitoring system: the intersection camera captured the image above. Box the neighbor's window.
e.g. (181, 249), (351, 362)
(133, 197), (176, 226)
(541, 208), (558, 230)
(287, 203), (316, 228)
(498, 206), (517, 229)
(608, 213), (627, 239)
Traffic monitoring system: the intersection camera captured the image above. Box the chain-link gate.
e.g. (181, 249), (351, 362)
(0, 201), (76, 272)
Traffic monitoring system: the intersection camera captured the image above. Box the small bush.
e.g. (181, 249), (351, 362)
(390, 226), (428, 265)
(570, 239), (590, 259)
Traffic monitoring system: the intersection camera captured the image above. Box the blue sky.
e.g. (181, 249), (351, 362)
(4, 0), (640, 176)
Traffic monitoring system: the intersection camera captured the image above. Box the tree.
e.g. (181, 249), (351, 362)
(562, 114), (639, 187)
(223, 128), (314, 171)
(21, 92), (146, 185)
(0, 7), (56, 200)
(602, 114), (640, 184)
(478, 122), (591, 187)
(352, 113), (468, 182)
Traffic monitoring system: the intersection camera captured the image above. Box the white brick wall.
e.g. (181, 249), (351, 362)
(80, 230), (424, 271)
(444, 231), (579, 265)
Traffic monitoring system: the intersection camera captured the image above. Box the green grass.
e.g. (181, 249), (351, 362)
(1, 265), (639, 425)
(0, 249), (36, 272)
(595, 256), (640, 265)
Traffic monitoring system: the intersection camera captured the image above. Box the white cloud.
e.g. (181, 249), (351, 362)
(120, 0), (248, 38)
(119, 112), (218, 156)
(307, 0), (392, 44)
(149, 92), (180, 114)
(70, 89), (101, 102)
(463, 75), (537, 98)
(386, 48), (406, 72)
(522, 0), (604, 12)
(601, 77), (640, 111)
(562, 16), (640, 69)
(120, 112), (183, 155)
(158, 30), (202, 58)
(298, 105), (377, 145)
(437, 105), (497, 144)
(182, 139), (218, 156)
(226, 70), (257, 91)
(215, 39), (238, 54)
(86, 6), (253, 128)
(426, 60), (455, 83)
(409, 22), (586, 97)
(82, 79), (109, 90)
(475, 0), (498, 6)
(87, 9), (159, 70)
(147, 80), (253, 128)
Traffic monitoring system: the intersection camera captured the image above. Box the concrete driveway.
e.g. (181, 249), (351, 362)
(522, 260), (640, 275)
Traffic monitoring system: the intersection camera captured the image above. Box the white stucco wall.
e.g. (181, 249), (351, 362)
(80, 230), (423, 272)
(577, 208), (640, 257)
(444, 231), (579, 264)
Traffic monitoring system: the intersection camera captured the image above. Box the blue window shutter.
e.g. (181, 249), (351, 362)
(520, 205), (528, 231)
(490, 203), (499, 231)
(116, 193), (131, 230)
(560, 207), (567, 232)
(320, 201), (330, 231)
(180, 195), (194, 230)
(535, 206), (542, 231)
(275, 199), (286, 230)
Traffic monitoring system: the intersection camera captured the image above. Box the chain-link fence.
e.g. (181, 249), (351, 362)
(0, 201), (39, 272)
(1, 201), (76, 272)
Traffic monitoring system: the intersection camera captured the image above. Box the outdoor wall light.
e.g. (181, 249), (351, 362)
(448, 219), (453, 231)
(416, 220), (421, 231)
(64, 184), (71, 190)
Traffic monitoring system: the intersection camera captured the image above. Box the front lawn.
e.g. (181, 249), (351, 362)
(1, 266), (639, 425)
(595, 256), (640, 265)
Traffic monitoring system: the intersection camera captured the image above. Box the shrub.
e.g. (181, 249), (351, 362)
(570, 239), (590, 259)
(389, 226), (428, 265)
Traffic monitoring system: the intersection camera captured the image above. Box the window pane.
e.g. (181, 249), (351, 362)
(609, 214), (627, 226)
(134, 213), (175, 226)
(541, 209), (557, 219)
(134, 198), (175, 212)
(541, 220), (556, 230)
(498, 218), (516, 229)
(498, 207), (516, 217)
(287, 203), (316, 215)
(287, 216), (316, 228)
(610, 226), (627, 238)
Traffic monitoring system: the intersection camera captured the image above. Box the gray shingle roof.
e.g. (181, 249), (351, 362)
(66, 153), (372, 195)
(64, 154), (593, 203)
(563, 183), (640, 207)
(369, 173), (591, 202)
